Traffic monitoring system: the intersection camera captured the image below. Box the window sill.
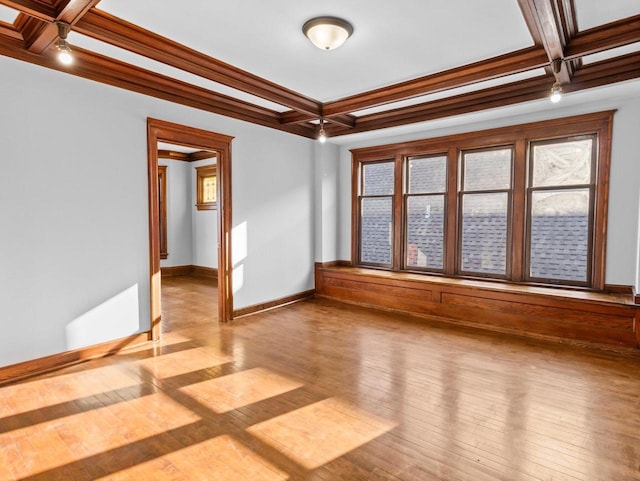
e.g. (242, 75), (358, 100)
(196, 203), (217, 211)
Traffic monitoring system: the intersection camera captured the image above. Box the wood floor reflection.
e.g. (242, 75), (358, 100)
(1, 274), (639, 480)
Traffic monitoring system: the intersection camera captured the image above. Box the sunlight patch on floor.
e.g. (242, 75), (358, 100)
(0, 392), (200, 479)
(102, 434), (288, 481)
(179, 367), (303, 413)
(247, 397), (397, 469)
(135, 345), (232, 379)
(0, 364), (140, 416)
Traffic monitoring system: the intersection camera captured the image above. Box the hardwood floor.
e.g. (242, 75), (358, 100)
(1, 275), (639, 480)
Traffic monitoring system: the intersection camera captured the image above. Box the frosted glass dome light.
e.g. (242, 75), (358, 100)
(303, 17), (353, 51)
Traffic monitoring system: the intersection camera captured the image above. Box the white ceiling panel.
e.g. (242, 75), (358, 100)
(582, 42), (640, 64)
(68, 33), (290, 112)
(575, 0), (640, 31)
(0, 4), (18, 24)
(157, 142), (214, 154)
(96, 0), (534, 102)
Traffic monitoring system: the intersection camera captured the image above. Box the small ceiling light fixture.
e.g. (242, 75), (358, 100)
(318, 119), (327, 143)
(549, 58), (563, 103)
(303, 16), (353, 51)
(55, 21), (73, 65)
(550, 81), (563, 103)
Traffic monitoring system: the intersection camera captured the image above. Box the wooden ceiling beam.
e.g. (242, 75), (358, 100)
(74, 9), (322, 117)
(157, 150), (190, 162)
(0, 21), (22, 40)
(0, 0), (56, 22)
(0, 34), (316, 138)
(517, 0), (577, 83)
(189, 151), (217, 161)
(279, 110), (357, 128)
(565, 14), (640, 59)
(326, 52), (640, 137)
(18, 0), (101, 54)
(318, 47), (549, 118)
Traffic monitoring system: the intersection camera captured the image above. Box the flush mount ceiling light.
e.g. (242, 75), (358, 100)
(55, 21), (73, 65)
(302, 16), (353, 51)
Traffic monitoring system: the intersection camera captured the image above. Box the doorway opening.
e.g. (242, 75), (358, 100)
(147, 118), (233, 341)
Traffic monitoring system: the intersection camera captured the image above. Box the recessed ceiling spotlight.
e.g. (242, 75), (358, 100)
(302, 16), (353, 51)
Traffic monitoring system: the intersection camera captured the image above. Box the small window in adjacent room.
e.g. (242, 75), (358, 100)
(196, 164), (217, 210)
(158, 165), (168, 259)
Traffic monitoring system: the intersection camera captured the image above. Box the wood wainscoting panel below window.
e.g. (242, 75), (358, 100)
(315, 265), (639, 350)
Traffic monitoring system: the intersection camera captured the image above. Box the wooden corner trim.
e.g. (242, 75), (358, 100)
(0, 332), (151, 385)
(604, 284), (635, 295)
(233, 289), (315, 318)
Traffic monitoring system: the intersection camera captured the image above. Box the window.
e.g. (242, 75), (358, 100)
(359, 161), (394, 266)
(405, 155), (447, 271)
(351, 112), (613, 290)
(527, 136), (596, 285)
(158, 165), (168, 259)
(459, 147), (513, 277)
(196, 164), (217, 210)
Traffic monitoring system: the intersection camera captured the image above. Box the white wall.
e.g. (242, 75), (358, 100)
(0, 56), (315, 367)
(159, 159), (193, 267)
(314, 142), (340, 262)
(332, 84), (640, 290)
(231, 128), (315, 307)
(191, 159), (218, 269)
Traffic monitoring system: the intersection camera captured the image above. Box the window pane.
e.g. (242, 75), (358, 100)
(408, 155), (447, 194)
(203, 176), (217, 203)
(529, 189), (589, 282)
(363, 162), (394, 196)
(463, 148), (512, 191)
(361, 197), (392, 264)
(406, 195), (444, 269)
(532, 139), (592, 187)
(461, 193), (508, 275)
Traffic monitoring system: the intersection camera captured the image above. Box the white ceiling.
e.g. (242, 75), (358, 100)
(94, 0), (535, 102)
(575, 0), (640, 30)
(157, 142), (202, 154)
(0, 4), (17, 24)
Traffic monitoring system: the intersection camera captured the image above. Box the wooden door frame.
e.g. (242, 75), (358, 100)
(147, 118), (234, 340)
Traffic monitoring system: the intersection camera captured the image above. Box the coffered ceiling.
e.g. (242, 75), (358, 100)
(0, 0), (639, 141)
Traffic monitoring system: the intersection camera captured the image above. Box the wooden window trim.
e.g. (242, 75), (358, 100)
(355, 159), (396, 268)
(457, 146), (514, 279)
(350, 110), (614, 291)
(196, 164), (217, 210)
(524, 134), (598, 287)
(158, 165), (168, 259)
(403, 153), (448, 273)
